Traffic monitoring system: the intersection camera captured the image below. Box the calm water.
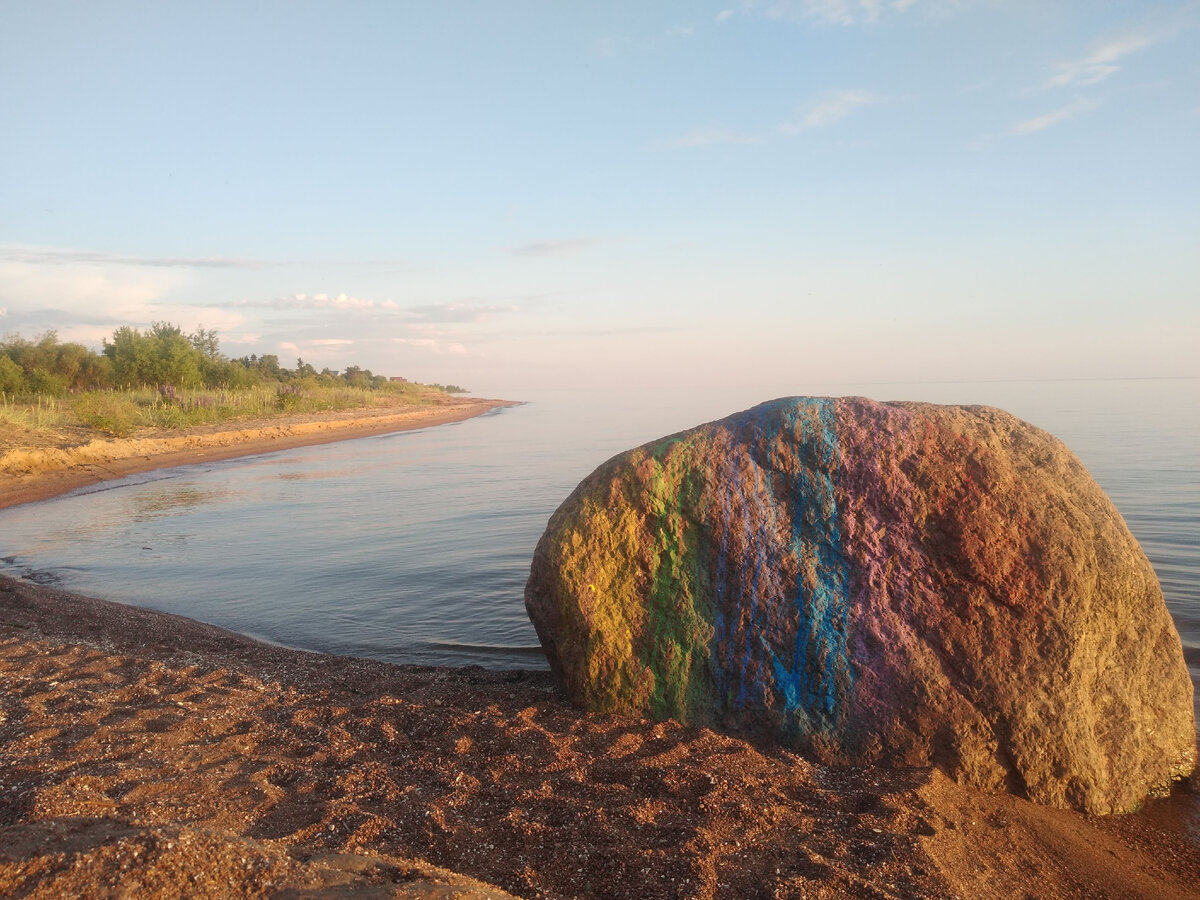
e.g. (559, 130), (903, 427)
(1, 381), (1197, 712)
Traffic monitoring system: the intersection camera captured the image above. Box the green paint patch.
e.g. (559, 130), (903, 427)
(638, 437), (715, 722)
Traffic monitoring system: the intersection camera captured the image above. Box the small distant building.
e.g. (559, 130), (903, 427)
(389, 376), (408, 382)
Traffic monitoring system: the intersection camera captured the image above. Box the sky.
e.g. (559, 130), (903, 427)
(2, 1), (1198, 394)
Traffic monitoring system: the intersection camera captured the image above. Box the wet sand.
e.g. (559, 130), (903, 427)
(1, 405), (1198, 898)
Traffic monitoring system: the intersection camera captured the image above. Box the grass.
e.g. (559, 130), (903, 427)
(0, 381), (449, 440)
(0, 393), (66, 432)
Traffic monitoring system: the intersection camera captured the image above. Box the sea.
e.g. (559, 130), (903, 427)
(1, 380), (1197, 726)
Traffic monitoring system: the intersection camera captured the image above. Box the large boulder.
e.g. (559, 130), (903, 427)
(525, 397), (1196, 813)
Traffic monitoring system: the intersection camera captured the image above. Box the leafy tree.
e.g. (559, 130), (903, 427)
(3, 321), (461, 400)
(0, 355), (24, 394)
(189, 326), (221, 359)
(1, 331), (112, 393)
(24, 368), (68, 396)
(258, 354), (281, 377)
(103, 322), (204, 388)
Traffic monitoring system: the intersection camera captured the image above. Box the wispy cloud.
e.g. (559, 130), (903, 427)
(0, 250), (248, 340)
(595, 18), (703, 58)
(537, 325), (685, 338)
(392, 337), (468, 355)
(593, 35), (635, 58)
(746, 0), (919, 27)
(0, 245), (276, 269)
(1043, 32), (1158, 89)
(793, 88), (884, 128)
(510, 237), (614, 258)
(662, 89), (887, 151)
(716, 9), (736, 23)
(655, 125), (765, 149)
(220, 294), (528, 326)
(405, 302), (519, 323)
(968, 94), (1102, 149)
(231, 292), (378, 311)
(1009, 97), (1101, 135)
(275, 337), (356, 361)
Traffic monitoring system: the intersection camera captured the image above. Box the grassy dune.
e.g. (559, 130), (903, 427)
(1, 380), (452, 441)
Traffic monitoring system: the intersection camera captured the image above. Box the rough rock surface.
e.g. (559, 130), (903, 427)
(525, 397), (1196, 814)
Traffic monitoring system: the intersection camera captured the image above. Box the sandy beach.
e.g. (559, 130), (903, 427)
(1, 405), (1198, 898)
(0, 396), (515, 512)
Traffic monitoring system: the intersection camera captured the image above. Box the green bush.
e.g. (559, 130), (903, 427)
(24, 368), (69, 397)
(1, 322), (465, 440)
(0, 356), (24, 394)
(73, 393), (138, 437)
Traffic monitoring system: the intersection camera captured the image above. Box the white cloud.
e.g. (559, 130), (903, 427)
(511, 237), (613, 258)
(392, 337), (468, 355)
(56, 325), (115, 344)
(405, 302), (519, 323)
(594, 35), (635, 57)
(0, 251), (246, 343)
(661, 89), (886, 151)
(735, 0), (973, 26)
(273, 338), (357, 364)
(0, 307), (7, 318)
(716, 9), (735, 22)
(0, 244), (274, 269)
(796, 89), (884, 128)
(655, 125), (764, 149)
(231, 292), (378, 311)
(312, 293), (372, 310)
(749, 0), (917, 27)
(223, 333), (263, 345)
(1009, 97), (1101, 135)
(0, 258), (179, 315)
(220, 293), (524, 331)
(1044, 32), (1157, 89)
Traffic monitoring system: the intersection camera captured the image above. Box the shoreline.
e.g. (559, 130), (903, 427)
(0, 396), (515, 511)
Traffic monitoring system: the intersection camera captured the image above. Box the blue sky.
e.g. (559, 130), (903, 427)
(2, 1), (1197, 393)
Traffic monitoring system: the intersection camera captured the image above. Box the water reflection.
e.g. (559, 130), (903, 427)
(276, 468), (361, 481)
(129, 486), (228, 522)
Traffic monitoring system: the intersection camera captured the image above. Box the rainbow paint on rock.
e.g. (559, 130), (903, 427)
(526, 396), (1196, 812)
(706, 399), (852, 737)
(528, 398), (861, 742)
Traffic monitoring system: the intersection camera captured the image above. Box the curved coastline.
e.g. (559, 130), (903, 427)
(1, 399), (1199, 897)
(0, 397), (516, 511)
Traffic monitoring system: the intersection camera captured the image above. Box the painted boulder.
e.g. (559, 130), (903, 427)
(525, 397), (1196, 813)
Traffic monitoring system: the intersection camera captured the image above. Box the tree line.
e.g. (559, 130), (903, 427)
(0, 323), (422, 396)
